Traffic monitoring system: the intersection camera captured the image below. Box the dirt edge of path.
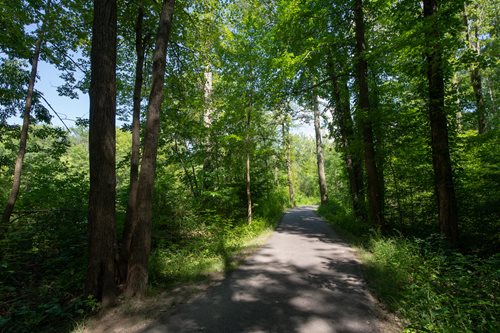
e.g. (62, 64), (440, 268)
(75, 231), (274, 333)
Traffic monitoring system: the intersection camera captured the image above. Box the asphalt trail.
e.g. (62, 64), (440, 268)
(141, 206), (381, 333)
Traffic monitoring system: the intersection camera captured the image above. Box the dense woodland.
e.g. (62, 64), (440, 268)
(0, 0), (498, 332)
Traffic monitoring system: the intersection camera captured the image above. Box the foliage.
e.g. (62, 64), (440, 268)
(0, 210), (94, 333)
(454, 129), (500, 253)
(320, 204), (500, 332)
(149, 214), (278, 289)
(0, 126), (91, 332)
(0, 0), (499, 331)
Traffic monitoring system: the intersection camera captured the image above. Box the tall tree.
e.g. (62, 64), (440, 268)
(353, 0), (384, 226)
(202, 67), (213, 192)
(423, 0), (459, 246)
(125, 0), (175, 297)
(246, 91), (253, 224)
(313, 93), (328, 204)
(282, 115), (296, 207)
(463, 4), (486, 134)
(328, 60), (365, 220)
(1, 0), (52, 228)
(86, 0), (118, 307)
(120, 4), (146, 282)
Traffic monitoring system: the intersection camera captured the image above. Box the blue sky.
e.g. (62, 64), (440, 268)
(7, 59), (88, 128)
(36, 60), (89, 127)
(8, 59), (316, 137)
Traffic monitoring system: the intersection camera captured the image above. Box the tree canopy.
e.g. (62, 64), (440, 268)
(0, 0), (498, 331)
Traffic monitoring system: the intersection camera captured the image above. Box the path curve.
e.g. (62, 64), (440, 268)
(138, 206), (382, 333)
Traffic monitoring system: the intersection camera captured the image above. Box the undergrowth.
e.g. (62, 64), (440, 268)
(0, 190), (285, 333)
(318, 201), (499, 333)
(147, 187), (286, 290)
(149, 214), (278, 289)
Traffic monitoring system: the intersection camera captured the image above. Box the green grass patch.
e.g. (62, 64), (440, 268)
(294, 194), (319, 206)
(319, 201), (499, 332)
(149, 214), (278, 290)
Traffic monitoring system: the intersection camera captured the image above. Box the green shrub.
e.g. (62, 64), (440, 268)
(149, 212), (278, 290)
(0, 210), (94, 333)
(319, 203), (500, 332)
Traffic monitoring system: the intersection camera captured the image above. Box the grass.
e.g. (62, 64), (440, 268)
(146, 188), (287, 290)
(148, 212), (279, 290)
(0, 195), (283, 333)
(70, 211), (281, 333)
(318, 201), (499, 333)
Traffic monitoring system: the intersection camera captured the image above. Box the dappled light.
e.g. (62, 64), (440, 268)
(137, 207), (380, 333)
(0, 0), (498, 332)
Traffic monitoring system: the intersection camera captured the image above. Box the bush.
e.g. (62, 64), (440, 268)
(149, 214), (278, 290)
(0, 210), (94, 333)
(319, 203), (500, 332)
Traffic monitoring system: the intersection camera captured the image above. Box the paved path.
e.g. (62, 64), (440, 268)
(141, 206), (381, 333)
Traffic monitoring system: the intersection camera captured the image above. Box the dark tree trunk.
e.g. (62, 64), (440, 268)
(313, 94), (328, 205)
(282, 120), (296, 207)
(353, 0), (384, 227)
(86, 0), (117, 307)
(423, 0), (459, 246)
(125, 0), (175, 297)
(1, 0), (51, 232)
(120, 5), (146, 283)
(328, 64), (365, 220)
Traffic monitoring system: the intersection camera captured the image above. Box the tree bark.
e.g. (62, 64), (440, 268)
(120, 5), (146, 283)
(328, 62), (365, 220)
(125, 0), (175, 297)
(282, 120), (296, 207)
(246, 97), (253, 224)
(353, 0), (384, 227)
(470, 67), (485, 133)
(313, 93), (328, 205)
(1, 0), (51, 231)
(423, 0), (459, 246)
(86, 0), (117, 307)
(463, 9), (486, 133)
(202, 68), (213, 191)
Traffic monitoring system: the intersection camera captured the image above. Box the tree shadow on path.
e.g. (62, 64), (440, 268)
(137, 206), (381, 333)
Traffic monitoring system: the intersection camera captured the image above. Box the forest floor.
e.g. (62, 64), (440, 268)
(78, 206), (400, 333)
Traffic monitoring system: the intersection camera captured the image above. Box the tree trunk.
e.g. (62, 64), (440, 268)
(1, 0), (51, 231)
(86, 0), (117, 307)
(463, 8), (486, 134)
(353, 0), (384, 227)
(423, 0), (459, 246)
(202, 68), (213, 191)
(125, 0), (175, 297)
(120, 5), (146, 283)
(313, 93), (328, 205)
(329, 64), (365, 220)
(470, 67), (485, 133)
(282, 120), (296, 207)
(486, 77), (496, 109)
(246, 97), (253, 224)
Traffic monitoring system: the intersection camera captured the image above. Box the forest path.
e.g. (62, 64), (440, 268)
(137, 206), (387, 333)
